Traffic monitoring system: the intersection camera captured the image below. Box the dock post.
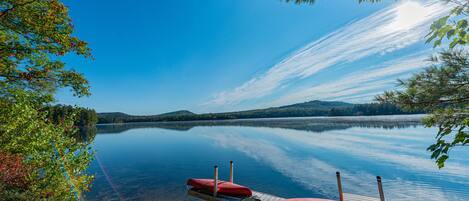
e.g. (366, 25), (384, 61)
(229, 161), (234, 183)
(336, 172), (344, 201)
(377, 176), (385, 201)
(214, 165), (218, 197)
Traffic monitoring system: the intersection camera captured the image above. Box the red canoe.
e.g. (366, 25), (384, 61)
(187, 178), (253, 198)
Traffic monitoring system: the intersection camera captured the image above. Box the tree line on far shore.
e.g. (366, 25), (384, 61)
(46, 105), (98, 128)
(98, 102), (423, 124)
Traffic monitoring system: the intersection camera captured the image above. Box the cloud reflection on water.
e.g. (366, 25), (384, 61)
(195, 125), (469, 201)
(94, 116), (469, 201)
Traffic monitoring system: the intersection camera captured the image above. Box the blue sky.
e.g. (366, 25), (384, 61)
(58, 0), (448, 115)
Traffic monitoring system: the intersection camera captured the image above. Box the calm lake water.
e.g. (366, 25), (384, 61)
(85, 115), (469, 201)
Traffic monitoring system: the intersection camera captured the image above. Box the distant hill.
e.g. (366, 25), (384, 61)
(157, 110), (195, 117)
(99, 112), (131, 118)
(279, 100), (352, 109)
(98, 100), (422, 124)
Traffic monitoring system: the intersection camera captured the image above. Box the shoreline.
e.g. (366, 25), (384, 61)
(97, 114), (426, 126)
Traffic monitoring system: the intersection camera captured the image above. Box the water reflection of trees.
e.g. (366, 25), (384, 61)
(97, 116), (423, 134)
(75, 127), (97, 143)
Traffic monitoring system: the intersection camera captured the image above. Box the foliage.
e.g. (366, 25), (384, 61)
(329, 103), (422, 116)
(426, 0), (468, 48)
(377, 50), (469, 168)
(0, 0), (94, 199)
(0, 151), (30, 189)
(0, 90), (94, 200)
(377, 0), (468, 168)
(0, 0), (91, 97)
(47, 105), (98, 128)
(46, 105), (98, 143)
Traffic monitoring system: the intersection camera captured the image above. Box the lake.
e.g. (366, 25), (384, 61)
(85, 115), (469, 201)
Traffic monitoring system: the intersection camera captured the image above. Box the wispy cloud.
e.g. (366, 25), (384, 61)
(269, 52), (431, 106)
(205, 1), (448, 108)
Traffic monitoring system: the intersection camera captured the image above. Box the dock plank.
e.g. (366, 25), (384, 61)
(252, 191), (284, 201)
(187, 189), (380, 201)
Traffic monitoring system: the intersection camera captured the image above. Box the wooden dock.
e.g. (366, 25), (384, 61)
(187, 162), (383, 201)
(187, 189), (286, 201)
(252, 191), (283, 201)
(187, 189), (284, 201)
(188, 189), (380, 201)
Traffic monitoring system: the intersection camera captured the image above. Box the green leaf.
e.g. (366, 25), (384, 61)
(433, 39), (442, 48)
(448, 39), (459, 48)
(431, 148), (441, 159)
(426, 33), (437, 43)
(437, 155), (448, 169)
(457, 19), (468, 29)
(435, 16), (450, 29)
(446, 29), (455, 39)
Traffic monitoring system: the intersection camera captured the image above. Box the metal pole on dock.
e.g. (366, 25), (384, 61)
(229, 161), (234, 183)
(377, 176), (385, 201)
(214, 165), (218, 197)
(336, 172), (344, 201)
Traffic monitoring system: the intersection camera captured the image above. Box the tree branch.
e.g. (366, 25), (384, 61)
(0, 0), (38, 18)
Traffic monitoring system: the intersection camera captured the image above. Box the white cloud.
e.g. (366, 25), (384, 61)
(260, 127), (469, 179)
(205, 0), (448, 108)
(269, 52), (431, 106)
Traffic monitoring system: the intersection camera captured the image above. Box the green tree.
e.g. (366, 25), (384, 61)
(426, 0), (468, 48)
(376, 1), (468, 168)
(0, 0), (91, 97)
(1, 0), (94, 199)
(0, 90), (94, 200)
(377, 50), (468, 168)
